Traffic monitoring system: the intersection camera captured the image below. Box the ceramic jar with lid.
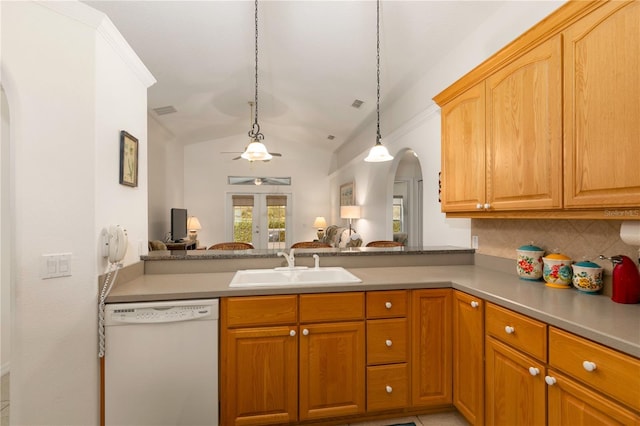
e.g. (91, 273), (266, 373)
(572, 260), (604, 293)
(543, 252), (573, 288)
(516, 244), (544, 280)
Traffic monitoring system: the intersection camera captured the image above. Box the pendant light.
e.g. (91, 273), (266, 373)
(241, 0), (273, 162)
(364, 0), (393, 163)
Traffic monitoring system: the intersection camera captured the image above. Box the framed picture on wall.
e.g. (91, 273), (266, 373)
(340, 181), (355, 206)
(119, 130), (138, 187)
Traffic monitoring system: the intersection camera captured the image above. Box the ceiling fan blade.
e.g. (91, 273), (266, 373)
(232, 156), (242, 160)
(220, 151), (243, 154)
(270, 152), (282, 157)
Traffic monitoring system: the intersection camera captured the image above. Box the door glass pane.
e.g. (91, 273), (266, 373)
(267, 195), (286, 250)
(232, 195), (253, 243)
(393, 197), (404, 232)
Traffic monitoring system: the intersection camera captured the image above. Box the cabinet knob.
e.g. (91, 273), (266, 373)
(385, 385), (393, 393)
(289, 330), (296, 337)
(302, 328), (309, 336)
(470, 301), (479, 308)
(528, 367), (540, 376)
(476, 203), (483, 210)
(504, 325), (515, 334)
(545, 376), (557, 386)
(385, 339), (393, 347)
(385, 301), (392, 309)
(483, 203), (491, 209)
(582, 361), (597, 372)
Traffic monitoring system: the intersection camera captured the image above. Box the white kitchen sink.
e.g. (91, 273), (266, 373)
(229, 267), (362, 287)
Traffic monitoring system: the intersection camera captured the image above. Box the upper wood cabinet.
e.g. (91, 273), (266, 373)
(563, 0), (640, 208)
(435, 0), (640, 218)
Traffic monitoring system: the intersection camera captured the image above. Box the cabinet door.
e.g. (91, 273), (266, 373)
(547, 369), (640, 425)
(486, 35), (563, 211)
(564, 0), (640, 208)
(440, 82), (486, 212)
(221, 326), (298, 425)
(299, 321), (365, 420)
(453, 291), (484, 426)
(485, 336), (546, 426)
(411, 289), (452, 407)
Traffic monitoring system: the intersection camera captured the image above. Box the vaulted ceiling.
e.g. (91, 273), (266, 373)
(85, 1), (508, 153)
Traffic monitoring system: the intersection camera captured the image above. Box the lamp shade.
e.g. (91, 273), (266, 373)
(340, 205), (361, 219)
(313, 217), (327, 228)
(364, 142), (394, 162)
(187, 216), (202, 231)
(241, 140), (273, 161)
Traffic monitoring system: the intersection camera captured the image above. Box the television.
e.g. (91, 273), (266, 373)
(170, 208), (188, 242)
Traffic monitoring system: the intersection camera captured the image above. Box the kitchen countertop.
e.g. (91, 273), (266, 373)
(107, 259), (640, 358)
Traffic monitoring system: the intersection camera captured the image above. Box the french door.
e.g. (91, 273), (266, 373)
(227, 193), (291, 250)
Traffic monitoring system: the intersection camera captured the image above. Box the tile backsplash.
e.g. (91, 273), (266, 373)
(471, 219), (640, 296)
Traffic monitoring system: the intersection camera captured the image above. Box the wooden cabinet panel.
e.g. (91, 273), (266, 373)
(411, 289), (452, 407)
(299, 321), (365, 420)
(453, 291), (484, 426)
(223, 295), (297, 327)
(485, 34), (563, 211)
(299, 292), (364, 323)
(549, 327), (640, 411)
(547, 369), (640, 426)
(367, 364), (409, 411)
(564, 0), (640, 208)
(485, 336), (546, 426)
(485, 302), (547, 361)
(221, 326), (298, 425)
(366, 290), (408, 318)
(440, 82), (486, 212)
(367, 318), (408, 365)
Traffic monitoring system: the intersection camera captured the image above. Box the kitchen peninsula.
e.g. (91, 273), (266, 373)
(106, 248), (640, 425)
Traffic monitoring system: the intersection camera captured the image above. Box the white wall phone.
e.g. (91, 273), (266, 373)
(102, 225), (128, 264)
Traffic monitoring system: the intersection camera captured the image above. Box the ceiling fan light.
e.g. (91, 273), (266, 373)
(364, 141), (394, 162)
(241, 140), (273, 161)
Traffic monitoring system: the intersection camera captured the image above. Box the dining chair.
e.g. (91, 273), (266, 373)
(290, 241), (332, 249)
(208, 242), (254, 250)
(365, 240), (404, 247)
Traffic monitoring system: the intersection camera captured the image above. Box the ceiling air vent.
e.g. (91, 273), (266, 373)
(153, 105), (177, 116)
(351, 99), (364, 109)
(327, 135), (335, 140)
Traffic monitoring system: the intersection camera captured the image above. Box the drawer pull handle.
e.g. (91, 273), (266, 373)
(470, 301), (479, 308)
(385, 385), (393, 393)
(504, 325), (515, 334)
(528, 367), (540, 376)
(385, 302), (392, 309)
(582, 361), (597, 372)
(302, 328), (309, 336)
(385, 339), (393, 347)
(545, 376), (557, 386)
(289, 330), (296, 337)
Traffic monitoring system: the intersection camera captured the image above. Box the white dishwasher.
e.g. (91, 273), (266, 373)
(104, 299), (219, 426)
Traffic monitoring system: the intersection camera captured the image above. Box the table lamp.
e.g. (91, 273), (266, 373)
(313, 217), (328, 240)
(340, 206), (361, 236)
(187, 216), (202, 242)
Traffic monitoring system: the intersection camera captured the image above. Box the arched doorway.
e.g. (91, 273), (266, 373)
(393, 149), (423, 247)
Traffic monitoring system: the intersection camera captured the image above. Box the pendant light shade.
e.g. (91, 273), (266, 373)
(242, 0), (273, 162)
(365, 0), (393, 163)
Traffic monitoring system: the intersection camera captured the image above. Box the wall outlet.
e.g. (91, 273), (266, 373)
(471, 235), (479, 249)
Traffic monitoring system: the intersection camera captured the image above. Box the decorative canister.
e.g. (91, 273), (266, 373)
(543, 252), (573, 288)
(572, 260), (604, 294)
(516, 244), (544, 280)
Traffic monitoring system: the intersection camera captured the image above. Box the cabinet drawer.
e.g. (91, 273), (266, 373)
(223, 295), (297, 327)
(367, 364), (409, 411)
(549, 327), (640, 411)
(367, 318), (408, 365)
(485, 303), (547, 361)
(366, 290), (408, 318)
(300, 292), (364, 322)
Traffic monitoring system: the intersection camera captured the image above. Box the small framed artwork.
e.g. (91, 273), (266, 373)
(119, 130), (138, 187)
(340, 181), (355, 206)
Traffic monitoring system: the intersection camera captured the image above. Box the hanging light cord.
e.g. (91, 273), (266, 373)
(376, 0), (382, 145)
(249, 0), (264, 141)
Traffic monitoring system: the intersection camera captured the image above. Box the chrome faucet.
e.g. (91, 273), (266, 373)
(277, 249), (296, 268)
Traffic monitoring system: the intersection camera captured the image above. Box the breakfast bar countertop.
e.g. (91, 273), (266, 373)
(107, 261), (640, 358)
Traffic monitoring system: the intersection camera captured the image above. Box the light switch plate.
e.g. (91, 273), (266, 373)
(41, 253), (72, 279)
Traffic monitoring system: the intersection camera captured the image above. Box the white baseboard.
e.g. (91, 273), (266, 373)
(0, 362), (10, 377)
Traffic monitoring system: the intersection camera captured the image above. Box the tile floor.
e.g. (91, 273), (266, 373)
(0, 373), (468, 426)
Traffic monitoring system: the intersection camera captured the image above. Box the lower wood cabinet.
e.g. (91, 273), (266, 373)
(452, 290), (484, 425)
